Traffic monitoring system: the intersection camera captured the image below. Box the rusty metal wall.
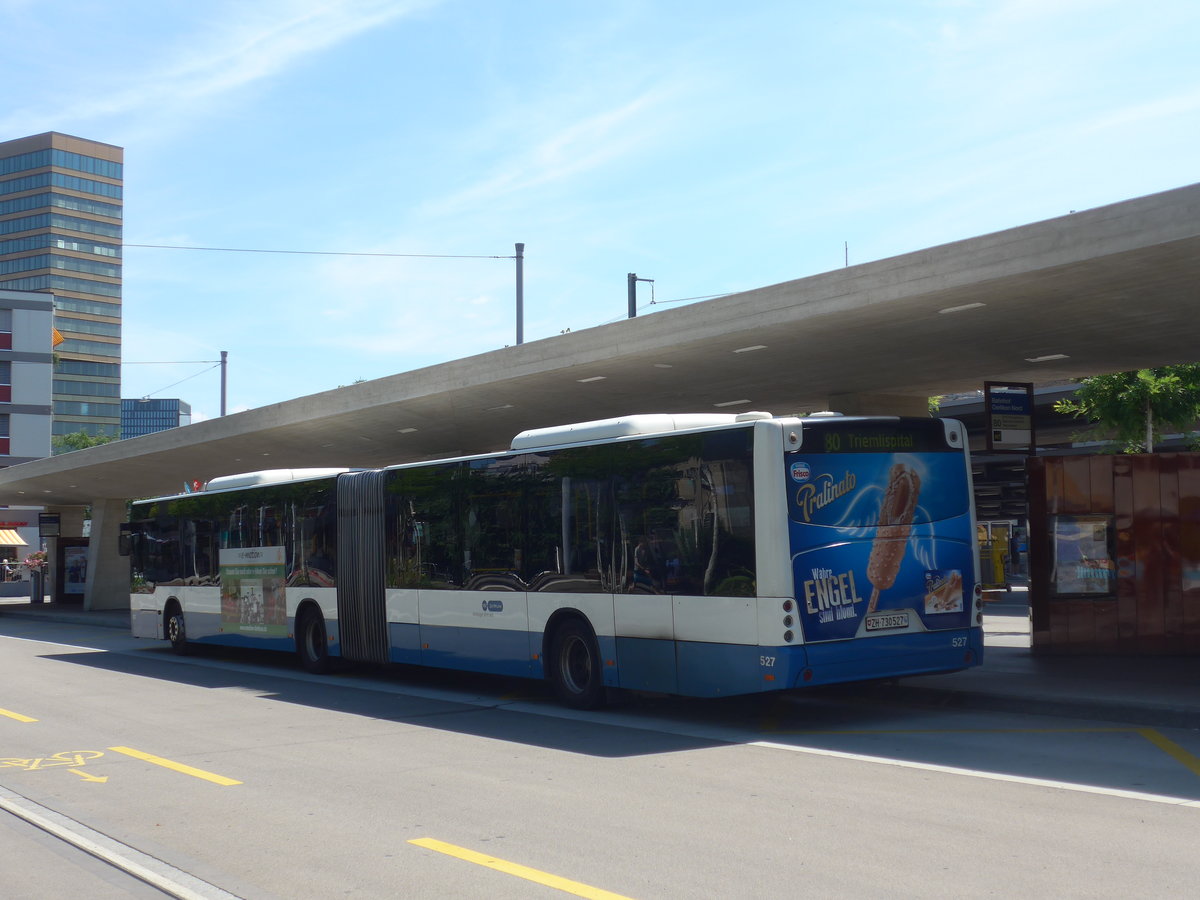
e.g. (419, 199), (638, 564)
(1029, 453), (1200, 654)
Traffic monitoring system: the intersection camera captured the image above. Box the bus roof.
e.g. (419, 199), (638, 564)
(203, 468), (350, 492)
(132, 468), (350, 505)
(510, 411), (774, 450)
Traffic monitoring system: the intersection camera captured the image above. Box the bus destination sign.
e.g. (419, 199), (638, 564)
(803, 420), (951, 454)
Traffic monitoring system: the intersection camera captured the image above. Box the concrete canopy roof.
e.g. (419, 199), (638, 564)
(5, 182), (1199, 508)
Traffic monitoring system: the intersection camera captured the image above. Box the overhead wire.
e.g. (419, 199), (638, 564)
(128, 361), (223, 400)
(122, 241), (740, 343)
(124, 243), (512, 259)
(120, 243), (511, 399)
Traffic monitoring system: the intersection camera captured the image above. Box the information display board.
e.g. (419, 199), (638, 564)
(984, 381), (1035, 454)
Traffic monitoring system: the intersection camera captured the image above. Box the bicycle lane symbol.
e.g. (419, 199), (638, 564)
(0, 750), (108, 782)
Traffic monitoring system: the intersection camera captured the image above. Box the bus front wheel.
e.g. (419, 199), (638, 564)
(549, 619), (605, 709)
(165, 605), (190, 655)
(296, 609), (331, 674)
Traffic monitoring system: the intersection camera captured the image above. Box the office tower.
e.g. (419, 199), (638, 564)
(121, 397), (192, 439)
(0, 132), (123, 444)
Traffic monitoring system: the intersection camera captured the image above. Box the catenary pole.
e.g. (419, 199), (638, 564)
(515, 243), (525, 345)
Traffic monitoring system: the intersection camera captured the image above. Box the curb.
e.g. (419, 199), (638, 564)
(0, 608), (129, 631)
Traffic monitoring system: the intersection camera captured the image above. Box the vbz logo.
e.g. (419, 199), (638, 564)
(481, 599), (504, 613)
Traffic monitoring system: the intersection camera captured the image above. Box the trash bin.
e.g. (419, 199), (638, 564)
(31, 570), (45, 603)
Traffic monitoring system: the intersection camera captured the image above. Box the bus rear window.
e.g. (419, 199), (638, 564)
(785, 450), (969, 528)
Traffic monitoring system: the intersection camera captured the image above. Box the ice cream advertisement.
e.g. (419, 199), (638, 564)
(787, 450), (973, 642)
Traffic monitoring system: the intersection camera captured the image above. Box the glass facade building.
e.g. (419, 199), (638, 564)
(0, 133), (122, 441)
(121, 398), (192, 439)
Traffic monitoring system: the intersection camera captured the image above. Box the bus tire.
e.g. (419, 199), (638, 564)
(165, 603), (190, 655)
(296, 608), (331, 674)
(548, 619), (606, 709)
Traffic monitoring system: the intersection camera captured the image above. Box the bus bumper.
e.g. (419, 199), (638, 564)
(794, 627), (984, 688)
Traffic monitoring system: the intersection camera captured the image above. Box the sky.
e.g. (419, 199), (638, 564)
(4, 0), (1198, 421)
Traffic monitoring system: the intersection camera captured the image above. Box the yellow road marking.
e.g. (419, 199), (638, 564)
(1, 750), (102, 770)
(1138, 729), (1200, 778)
(0, 708), (37, 723)
(69, 769), (108, 783)
(409, 837), (634, 900)
(108, 747), (241, 786)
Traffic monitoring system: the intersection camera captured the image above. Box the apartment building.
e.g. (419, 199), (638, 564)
(0, 286), (54, 555)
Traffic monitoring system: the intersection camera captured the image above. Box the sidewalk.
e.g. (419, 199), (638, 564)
(0, 595), (130, 630)
(2, 592), (1196, 728)
(892, 591), (1199, 729)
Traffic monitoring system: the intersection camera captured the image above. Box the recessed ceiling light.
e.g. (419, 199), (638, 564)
(486, 404), (514, 411)
(1024, 353), (1069, 363)
(577, 376), (606, 383)
(397, 427), (418, 434)
(938, 302), (986, 314)
(732, 345), (767, 354)
(653, 363), (673, 369)
(714, 399), (752, 407)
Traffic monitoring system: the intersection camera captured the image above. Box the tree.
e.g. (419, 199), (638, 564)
(1053, 365), (1200, 452)
(52, 431), (115, 455)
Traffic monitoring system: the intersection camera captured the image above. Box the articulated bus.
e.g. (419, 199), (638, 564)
(125, 411), (983, 707)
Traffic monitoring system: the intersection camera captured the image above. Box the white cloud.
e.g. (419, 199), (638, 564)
(1, 0), (437, 135)
(1080, 87), (1200, 134)
(424, 84), (685, 217)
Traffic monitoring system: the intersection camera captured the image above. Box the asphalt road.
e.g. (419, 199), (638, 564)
(2, 618), (1198, 898)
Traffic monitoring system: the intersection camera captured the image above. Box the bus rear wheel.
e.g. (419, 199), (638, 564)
(549, 619), (605, 709)
(296, 608), (331, 674)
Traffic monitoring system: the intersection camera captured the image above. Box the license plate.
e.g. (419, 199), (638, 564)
(865, 611), (909, 631)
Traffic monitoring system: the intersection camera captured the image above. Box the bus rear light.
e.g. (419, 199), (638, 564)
(976, 612), (983, 624)
(783, 615), (793, 627)
(783, 630), (794, 643)
(963, 650), (975, 664)
(782, 600), (794, 612)
(764, 674), (775, 682)
(802, 668), (814, 682)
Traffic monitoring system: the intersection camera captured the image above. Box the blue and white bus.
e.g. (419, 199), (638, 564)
(125, 411), (983, 707)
